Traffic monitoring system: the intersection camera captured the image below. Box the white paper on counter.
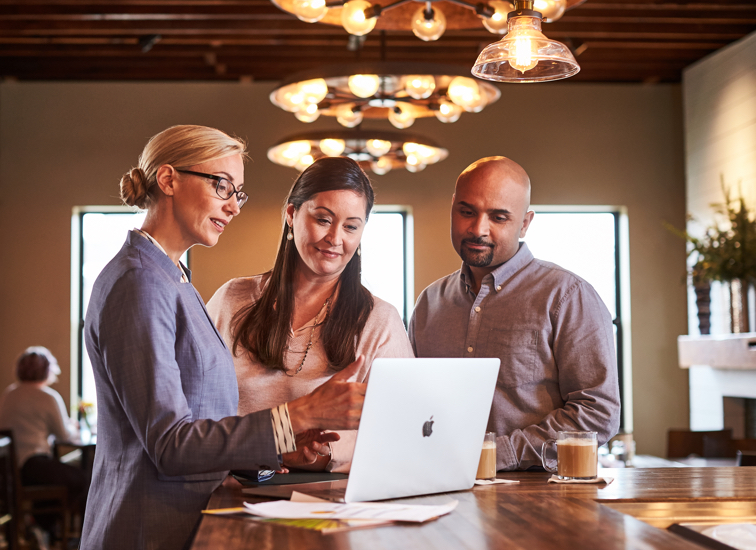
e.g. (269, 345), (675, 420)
(242, 498), (458, 522)
(701, 523), (756, 550)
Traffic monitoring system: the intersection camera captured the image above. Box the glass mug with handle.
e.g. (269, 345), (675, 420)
(541, 431), (598, 480)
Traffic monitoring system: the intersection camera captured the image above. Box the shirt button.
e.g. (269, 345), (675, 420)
(496, 285), (502, 291)
(467, 346), (474, 353)
(475, 307), (481, 313)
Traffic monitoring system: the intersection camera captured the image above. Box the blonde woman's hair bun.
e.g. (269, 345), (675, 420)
(120, 167), (150, 209)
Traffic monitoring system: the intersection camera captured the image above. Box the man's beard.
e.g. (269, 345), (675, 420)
(460, 237), (494, 267)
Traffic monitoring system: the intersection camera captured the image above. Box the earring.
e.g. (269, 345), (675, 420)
(287, 226), (293, 241)
(357, 246), (361, 257)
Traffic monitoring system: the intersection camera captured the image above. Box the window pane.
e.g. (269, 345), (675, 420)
(360, 212), (407, 322)
(524, 212), (617, 318)
(80, 213), (147, 410)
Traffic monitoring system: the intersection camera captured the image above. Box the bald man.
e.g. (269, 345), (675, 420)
(409, 157), (620, 471)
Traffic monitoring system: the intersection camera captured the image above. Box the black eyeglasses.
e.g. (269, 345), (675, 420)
(176, 169), (248, 208)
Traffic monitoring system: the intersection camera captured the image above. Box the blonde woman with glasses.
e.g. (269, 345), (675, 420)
(81, 125), (367, 550)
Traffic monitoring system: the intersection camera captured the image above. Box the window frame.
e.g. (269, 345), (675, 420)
(529, 205), (632, 431)
(364, 205), (415, 325)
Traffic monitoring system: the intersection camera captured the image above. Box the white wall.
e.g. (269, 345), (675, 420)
(683, 30), (756, 430)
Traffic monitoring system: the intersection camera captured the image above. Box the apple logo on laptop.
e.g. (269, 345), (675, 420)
(422, 416), (434, 437)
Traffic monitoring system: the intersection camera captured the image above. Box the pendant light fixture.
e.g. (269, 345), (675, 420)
(267, 130), (448, 174)
(472, 0), (580, 82)
(270, 62), (500, 129)
(271, 0), (583, 41)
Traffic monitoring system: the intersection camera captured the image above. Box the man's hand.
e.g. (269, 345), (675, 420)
(282, 430), (340, 471)
(287, 355), (367, 434)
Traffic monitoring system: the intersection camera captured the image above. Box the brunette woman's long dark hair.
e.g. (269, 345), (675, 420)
(231, 156), (375, 371)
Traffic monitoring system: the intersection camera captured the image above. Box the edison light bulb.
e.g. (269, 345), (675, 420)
(295, 103), (320, 122)
(415, 144), (440, 164)
(292, 0), (328, 23)
(511, 35), (539, 73)
(411, 5), (446, 42)
(404, 75), (435, 99)
(341, 0), (377, 36)
(295, 154), (315, 171)
(280, 141), (311, 166)
(435, 99), (463, 123)
(366, 139), (391, 157)
(533, 0), (566, 22)
(299, 78), (328, 104)
(319, 139), (346, 157)
(405, 154), (426, 173)
(482, 0), (514, 34)
(447, 76), (481, 110)
(371, 156), (393, 175)
(275, 84), (305, 112)
(336, 104), (363, 127)
(348, 74), (380, 98)
(388, 104), (415, 129)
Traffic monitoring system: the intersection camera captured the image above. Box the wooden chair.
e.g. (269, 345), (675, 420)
(0, 430), (71, 550)
(736, 450), (756, 466)
(667, 429), (734, 458)
(0, 432), (20, 550)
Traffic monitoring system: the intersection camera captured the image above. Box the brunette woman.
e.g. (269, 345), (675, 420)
(207, 156), (413, 473)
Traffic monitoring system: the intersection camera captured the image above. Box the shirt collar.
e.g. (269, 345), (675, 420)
(133, 228), (190, 283)
(459, 242), (534, 291)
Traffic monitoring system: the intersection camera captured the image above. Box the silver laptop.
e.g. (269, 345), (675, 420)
(344, 357), (500, 502)
(244, 357), (500, 502)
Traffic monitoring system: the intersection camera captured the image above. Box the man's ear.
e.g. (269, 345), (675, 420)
(155, 165), (176, 197)
(519, 210), (535, 238)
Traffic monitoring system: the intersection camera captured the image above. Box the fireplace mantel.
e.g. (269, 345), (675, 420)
(678, 333), (756, 432)
(678, 333), (756, 369)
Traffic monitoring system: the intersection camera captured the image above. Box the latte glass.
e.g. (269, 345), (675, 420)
(476, 432), (497, 481)
(541, 431), (597, 480)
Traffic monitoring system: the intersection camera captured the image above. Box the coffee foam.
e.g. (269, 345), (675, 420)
(557, 438), (596, 446)
(482, 441), (496, 449)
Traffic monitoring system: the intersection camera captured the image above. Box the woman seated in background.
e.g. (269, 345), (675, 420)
(0, 347), (88, 535)
(207, 156), (414, 473)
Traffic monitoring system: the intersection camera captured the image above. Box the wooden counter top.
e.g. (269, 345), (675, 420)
(191, 468), (756, 550)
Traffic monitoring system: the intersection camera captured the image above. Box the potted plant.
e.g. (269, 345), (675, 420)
(669, 178), (756, 334)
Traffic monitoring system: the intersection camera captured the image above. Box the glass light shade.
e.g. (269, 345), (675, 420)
(411, 5), (446, 42)
(415, 144), (442, 164)
(404, 75), (436, 99)
(299, 78), (328, 104)
(295, 103), (320, 122)
(348, 74), (380, 98)
(292, 0), (328, 23)
(388, 104), (415, 129)
(533, 0), (566, 22)
(341, 0), (377, 36)
(371, 156), (393, 175)
(319, 138), (346, 156)
(472, 14), (580, 82)
(366, 139), (391, 157)
(274, 84), (305, 112)
(295, 154), (315, 171)
(268, 140), (311, 167)
(447, 76), (482, 110)
(435, 99), (463, 123)
(482, 1), (514, 34)
(403, 142), (441, 164)
(336, 104), (363, 127)
(405, 155), (426, 173)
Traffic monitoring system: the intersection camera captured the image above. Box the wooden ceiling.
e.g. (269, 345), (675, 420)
(1, 0), (754, 83)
